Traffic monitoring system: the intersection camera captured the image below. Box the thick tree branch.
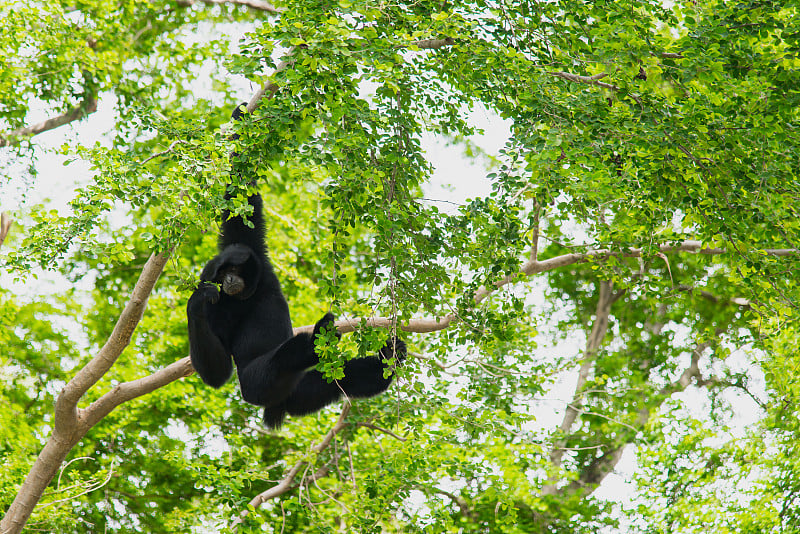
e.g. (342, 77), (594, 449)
(411, 37), (456, 49)
(247, 54), (296, 111)
(231, 402), (351, 529)
(80, 357), (195, 429)
(0, 250), (171, 534)
(55, 252), (170, 426)
(0, 98), (98, 147)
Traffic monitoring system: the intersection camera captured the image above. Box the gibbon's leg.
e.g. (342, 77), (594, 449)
(236, 332), (317, 407)
(236, 313), (337, 408)
(263, 338), (406, 428)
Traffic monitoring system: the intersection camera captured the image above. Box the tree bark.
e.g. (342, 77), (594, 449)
(0, 251), (170, 534)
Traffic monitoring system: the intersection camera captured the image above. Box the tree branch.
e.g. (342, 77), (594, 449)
(1, 250), (171, 534)
(542, 281), (615, 496)
(247, 54), (296, 111)
(410, 37), (456, 49)
(355, 422), (407, 442)
(294, 240), (797, 336)
(191, 0), (281, 13)
(231, 402), (351, 529)
(416, 485), (472, 517)
(556, 332), (722, 499)
(547, 71), (615, 90)
(80, 357), (195, 429)
(0, 212), (13, 249)
(547, 71), (642, 104)
(0, 98), (98, 147)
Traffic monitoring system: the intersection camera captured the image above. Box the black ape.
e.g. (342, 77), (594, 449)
(187, 105), (405, 429)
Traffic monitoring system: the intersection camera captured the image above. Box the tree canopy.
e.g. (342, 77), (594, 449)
(2, 0), (799, 532)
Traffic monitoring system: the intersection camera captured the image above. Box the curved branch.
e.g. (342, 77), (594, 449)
(0, 98), (98, 147)
(544, 281), (615, 489)
(56, 251), (171, 428)
(247, 51), (296, 112)
(559, 332), (723, 499)
(231, 402), (351, 529)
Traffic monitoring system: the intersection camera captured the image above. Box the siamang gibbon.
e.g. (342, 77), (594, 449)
(187, 104), (405, 429)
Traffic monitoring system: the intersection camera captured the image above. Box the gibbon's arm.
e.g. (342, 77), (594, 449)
(187, 284), (234, 388)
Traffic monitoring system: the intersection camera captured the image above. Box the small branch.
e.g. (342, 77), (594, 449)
(355, 422), (407, 442)
(141, 140), (187, 165)
(0, 212), (13, 249)
(548, 71), (642, 104)
(0, 98), (98, 147)
(548, 71), (613, 88)
(231, 403), (351, 529)
(530, 202), (541, 262)
(433, 488), (471, 517)
(673, 284), (751, 308)
(410, 37), (456, 49)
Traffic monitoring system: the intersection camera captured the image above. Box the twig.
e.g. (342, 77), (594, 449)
(141, 140), (187, 165)
(355, 422), (407, 442)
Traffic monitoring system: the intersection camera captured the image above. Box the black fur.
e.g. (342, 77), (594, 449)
(187, 104), (405, 429)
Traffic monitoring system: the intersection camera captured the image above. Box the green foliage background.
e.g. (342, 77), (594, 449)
(2, 0), (799, 532)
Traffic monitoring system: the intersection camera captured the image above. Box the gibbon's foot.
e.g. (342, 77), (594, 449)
(380, 337), (407, 365)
